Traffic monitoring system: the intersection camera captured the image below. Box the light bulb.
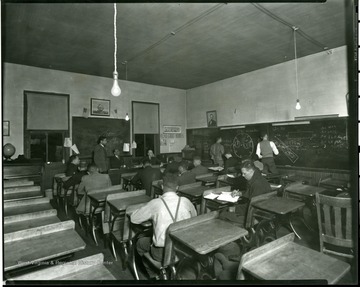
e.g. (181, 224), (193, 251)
(111, 72), (121, 97)
(125, 113), (129, 121)
(295, 99), (301, 110)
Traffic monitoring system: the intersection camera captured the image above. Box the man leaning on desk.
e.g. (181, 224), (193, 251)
(214, 159), (272, 280)
(129, 173), (197, 279)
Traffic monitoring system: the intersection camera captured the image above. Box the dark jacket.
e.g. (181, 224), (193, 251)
(143, 156), (161, 166)
(234, 169), (271, 216)
(223, 157), (239, 173)
(131, 166), (163, 196)
(109, 156), (124, 169)
(64, 163), (87, 190)
(163, 161), (181, 174)
(93, 144), (108, 173)
(178, 171), (196, 186)
(190, 165), (209, 176)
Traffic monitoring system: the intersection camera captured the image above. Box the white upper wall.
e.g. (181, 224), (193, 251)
(186, 46), (349, 128)
(2, 63), (187, 157)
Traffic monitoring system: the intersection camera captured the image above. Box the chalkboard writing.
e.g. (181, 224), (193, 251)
(270, 118), (349, 169)
(72, 117), (130, 158)
(186, 118), (349, 170)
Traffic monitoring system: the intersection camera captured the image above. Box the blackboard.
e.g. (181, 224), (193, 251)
(72, 117), (131, 158)
(269, 118), (349, 169)
(186, 117), (350, 170)
(220, 125), (264, 160)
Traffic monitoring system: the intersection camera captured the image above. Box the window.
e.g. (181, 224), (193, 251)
(24, 91), (70, 162)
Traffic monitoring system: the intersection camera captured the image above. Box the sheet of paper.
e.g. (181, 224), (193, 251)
(226, 174), (235, 178)
(204, 193), (219, 200)
(208, 166), (224, 171)
(216, 192), (239, 203)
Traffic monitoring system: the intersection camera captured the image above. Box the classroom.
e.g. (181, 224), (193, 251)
(2, 0), (358, 284)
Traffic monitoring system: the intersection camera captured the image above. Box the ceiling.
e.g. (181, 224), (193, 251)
(3, 1), (349, 90)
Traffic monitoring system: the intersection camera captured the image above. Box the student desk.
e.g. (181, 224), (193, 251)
(281, 174), (313, 186)
(177, 185), (210, 205)
(4, 209), (59, 234)
(241, 233), (350, 284)
(169, 211), (248, 278)
(263, 173), (282, 184)
(319, 177), (349, 191)
(252, 197), (305, 239)
(88, 189), (123, 245)
(196, 175), (218, 186)
(4, 220), (86, 273)
(284, 182), (327, 231)
(4, 185), (42, 202)
(8, 253), (116, 281)
(107, 194), (151, 265)
(4, 197), (53, 219)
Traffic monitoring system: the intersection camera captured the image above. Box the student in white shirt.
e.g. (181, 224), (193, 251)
(256, 133), (279, 174)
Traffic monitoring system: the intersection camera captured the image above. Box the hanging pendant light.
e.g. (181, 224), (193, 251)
(111, 3), (121, 97)
(293, 26), (301, 110)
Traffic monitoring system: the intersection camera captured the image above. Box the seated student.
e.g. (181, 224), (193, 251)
(109, 148), (124, 169)
(214, 160), (272, 280)
(130, 173), (197, 279)
(178, 161), (196, 186)
(76, 163), (112, 215)
(163, 156), (181, 174)
(190, 156), (209, 176)
(63, 155), (87, 190)
(144, 149), (162, 166)
(131, 159), (163, 196)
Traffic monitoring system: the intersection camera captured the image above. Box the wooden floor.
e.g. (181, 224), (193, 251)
(32, 198), (355, 283)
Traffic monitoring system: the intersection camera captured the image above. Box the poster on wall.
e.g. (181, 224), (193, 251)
(163, 125), (181, 133)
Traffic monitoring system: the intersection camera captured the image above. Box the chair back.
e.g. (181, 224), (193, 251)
(151, 179), (163, 198)
(236, 233), (295, 279)
(244, 191), (277, 229)
(315, 192), (353, 259)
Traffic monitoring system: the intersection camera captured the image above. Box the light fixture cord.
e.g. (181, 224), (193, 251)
(293, 27), (299, 100)
(113, 3), (118, 74)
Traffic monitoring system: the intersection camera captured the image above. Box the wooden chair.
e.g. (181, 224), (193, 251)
(315, 192), (354, 259)
(236, 233), (295, 280)
(104, 190), (146, 262)
(53, 173), (66, 207)
(151, 179), (163, 198)
(121, 172), (138, 191)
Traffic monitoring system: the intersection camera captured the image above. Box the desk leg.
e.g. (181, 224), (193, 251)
(255, 216), (278, 247)
(288, 213), (302, 240)
(90, 207), (99, 246)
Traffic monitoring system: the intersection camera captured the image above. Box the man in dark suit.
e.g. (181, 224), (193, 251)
(93, 136), (109, 173)
(131, 159), (163, 196)
(190, 156), (208, 176)
(178, 161), (196, 186)
(109, 148), (124, 168)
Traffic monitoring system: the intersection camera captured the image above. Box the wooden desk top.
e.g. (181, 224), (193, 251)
(252, 197), (305, 215)
(4, 222), (86, 272)
(9, 254), (115, 281)
(88, 190), (123, 204)
(319, 178), (349, 188)
(196, 175), (218, 183)
(178, 186), (210, 198)
(4, 180), (34, 188)
(285, 182), (327, 197)
(170, 218), (248, 255)
(4, 203), (53, 217)
(243, 241), (350, 284)
(4, 215), (60, 234)
(108, 195), (151, 212)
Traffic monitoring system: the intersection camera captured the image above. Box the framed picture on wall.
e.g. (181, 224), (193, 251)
(207, 110), (217, 127)
(3, 121), (10, 136)
(91, 98), (110, 116)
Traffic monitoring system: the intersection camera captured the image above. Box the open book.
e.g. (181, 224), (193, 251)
(204, 191), (240, 203)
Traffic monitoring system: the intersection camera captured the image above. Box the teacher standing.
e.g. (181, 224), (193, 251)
(93, 136), (109, 173)
(210, 136), (225, 167)
(256, 133), (279, 175)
